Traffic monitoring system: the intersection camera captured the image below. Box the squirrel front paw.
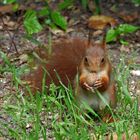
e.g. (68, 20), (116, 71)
(80, 82), (93, 91)
(92, 79), (103, 89)
(81, 79), (103, 92)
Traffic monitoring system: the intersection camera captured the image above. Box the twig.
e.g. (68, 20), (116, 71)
(0, 17), (19, 54)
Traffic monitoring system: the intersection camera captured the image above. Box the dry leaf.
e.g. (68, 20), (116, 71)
(88, 15), (117, 30)
(0, 4), (25, 14)
(120, 45), (130, 53)
(106, 133), (139, 140)
(119, 11), (139, 22)
(49, 27), (65, 35)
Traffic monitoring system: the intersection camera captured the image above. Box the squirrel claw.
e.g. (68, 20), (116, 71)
(83, 82), (93, 91)
(93, 80), (102, 89)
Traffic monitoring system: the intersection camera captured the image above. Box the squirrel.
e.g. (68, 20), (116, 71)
(23, 34), (116, 120)
(74, 38), (116, 115)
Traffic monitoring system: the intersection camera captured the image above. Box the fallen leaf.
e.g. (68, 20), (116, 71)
(106, 132), (139, 140)
(120, 45), (130, 53)
(88, 15), (117, 30)
(68, 19), (80, 26)
(49, 27), (65, 35)
(119, 11), (139, 22)
(19, 54), (28, 62)
(0, 4), (25, 14)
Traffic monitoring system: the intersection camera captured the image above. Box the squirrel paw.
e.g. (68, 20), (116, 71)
(92, 79), (102, 89)
(82, 82), (93, 91)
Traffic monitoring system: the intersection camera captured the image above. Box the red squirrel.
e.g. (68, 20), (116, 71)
(74, 39), (116, 113)
(23, 35), (116, 116)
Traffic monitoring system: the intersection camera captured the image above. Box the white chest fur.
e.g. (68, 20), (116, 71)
(77, 87), (110, 111)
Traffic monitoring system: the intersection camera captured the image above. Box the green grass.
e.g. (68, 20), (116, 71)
(0, 51), (140, 140)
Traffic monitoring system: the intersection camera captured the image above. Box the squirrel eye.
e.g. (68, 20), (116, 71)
(101, 58), (105, 63)
(85, 57), (88, 62)
(84, 57), (89, 65)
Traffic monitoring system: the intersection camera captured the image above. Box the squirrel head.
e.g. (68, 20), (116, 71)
(81, 26), (109, 74)
(80, 38), (108, 74)
(79, 37), (111, 90)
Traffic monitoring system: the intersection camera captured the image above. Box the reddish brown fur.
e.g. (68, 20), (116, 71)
(23, 37), (115, 107)
(79, 75), (88, 90)
(24, 38), (93, 92)
(22, 36), (118, 124)
(99, 76), (110, 92)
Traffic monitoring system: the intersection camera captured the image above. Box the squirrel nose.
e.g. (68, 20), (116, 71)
(91, 70), (97, 73)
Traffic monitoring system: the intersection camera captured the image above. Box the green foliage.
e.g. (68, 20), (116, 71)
(58, 0), (74, 10)
(38, 7), (50, 17)
(106, 24), (140, 43)
(24, 10), (43, 35)
(94, 0), (101, 14)
(80, 0), (101, 13)
(131, 0), (140, 5)
(2, 0), (17, 4)
(23, 3), (68, 34)
(81, 0), (88, 10)
(51, 11), (67, 30)
(2, 0), (68, 34)
(119, 39), (129, 45)
(118, 24), (139, 33)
